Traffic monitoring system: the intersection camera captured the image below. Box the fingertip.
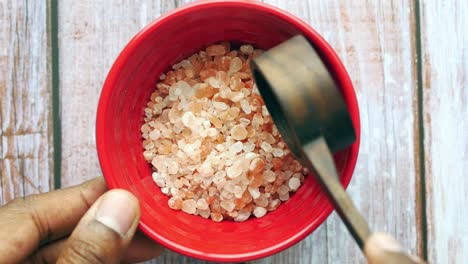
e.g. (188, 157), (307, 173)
(95, 190), (141, 237)
(364, 232), (402, 263)
(367, 232), (401, 252)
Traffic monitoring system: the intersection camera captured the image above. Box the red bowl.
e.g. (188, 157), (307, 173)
(96, 0), (360, 262)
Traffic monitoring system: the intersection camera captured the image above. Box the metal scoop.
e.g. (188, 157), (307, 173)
(251, 35), (420, 263)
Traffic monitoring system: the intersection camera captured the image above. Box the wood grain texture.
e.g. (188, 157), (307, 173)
(421, 1), (468, 263)
(257, 0), (420, 263)
(58, 0), (421, 263)
(0, 0), (53, 204)
(58, 0), (175, 187)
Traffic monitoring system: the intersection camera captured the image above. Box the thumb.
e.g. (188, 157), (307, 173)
(364, 233), (424, 264)
(57, 189), (140, 264)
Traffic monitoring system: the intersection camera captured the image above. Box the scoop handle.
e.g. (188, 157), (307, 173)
(302, 136), (370, 248)
(302, 137), (424, 263)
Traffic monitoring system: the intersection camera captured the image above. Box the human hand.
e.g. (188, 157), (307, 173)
(0, 177), (163, 263)
(364, 233), (426, 264)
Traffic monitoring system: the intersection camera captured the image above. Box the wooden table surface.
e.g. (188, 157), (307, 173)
(0, 0), (466, 263)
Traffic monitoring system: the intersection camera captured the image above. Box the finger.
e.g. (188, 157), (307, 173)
(122, 231), (164, 263)
(0, 177), (107, 264)
(364, 233), (401, 264)
(364, 233), (425, 264)
(57, 189), (140, 264)
(25, 239), (66, 264)
(28, 232), (164, 264)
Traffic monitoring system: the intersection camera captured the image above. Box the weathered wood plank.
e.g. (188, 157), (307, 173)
(257, 0), (420, 263)
(421, 1), (468, 263)
(0, 0), (53, 204)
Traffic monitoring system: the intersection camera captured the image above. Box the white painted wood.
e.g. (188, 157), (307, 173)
(0, 0), (53, 204)
(58, 0), (176, 187)
(258, 1), (421, 263)
(421, 1), (468, 263)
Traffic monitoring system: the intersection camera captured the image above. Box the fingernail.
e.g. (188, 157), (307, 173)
(95, 190), (138, 236)
(372, 233), (402, 252)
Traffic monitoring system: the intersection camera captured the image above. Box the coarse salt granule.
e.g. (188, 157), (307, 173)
(141, 43), (306, 222)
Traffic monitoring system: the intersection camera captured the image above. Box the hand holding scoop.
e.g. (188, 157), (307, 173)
(251, 35), (424, 264)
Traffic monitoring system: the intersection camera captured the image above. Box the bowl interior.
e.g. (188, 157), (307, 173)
(97, 1), (360, 261)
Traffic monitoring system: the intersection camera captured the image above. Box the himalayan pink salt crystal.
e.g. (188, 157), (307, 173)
(233, 186), (244, 199)
(206, 128), (218, 138)
(239, 117), (250, 126)
(240, 99), (252, 114)
(198, 162), (214, 177)
(234, 211), (251, 222)
(198, 208), (211, 218)
(227, 164), (242, 179)
(210, 212), (223, 222)
(260, 142), (273, 153)
(272, 148), (284, 158)
(249, 158), (266, 174)
(265, 133), (275, 144)
(181, 111), (195, 127)
(272, 158), (283, 170)
(161, 187), (170, 195)
(225, 107), (240, 121)
(185, 68), (195, 78)
(279, 192), (290, 202)
(229, 57), (243, 73)
(200, 68), (217, 81)
(244, 152), (257, 161)
(252, 113), (264, 128)
(263, 170), (276, 183)
(209, 115), (223, 128)
(248, 169), (264, 188)
(227, 91), (244, 102)
(220, 199), (236, 212)
(229, 76), (242, 91)
(240, 44), (254, 55)
(153, 173), (166, 188)
(243, 142), (255, 152)
(277, 184), (289, 196)
(143, 151), (153, 161)
(248, 187), (261, 199)
(240, 87), (251, 97)
(206, 45), (226, 56)
(229, 141), (244, 154)
(174, 179), (183, 189)
(196, 198), (209, 210)
(168, 196), (183, 210)
(253, 206), (267, 218)
(194, 84), (217, 99)
(284, 170), (294, 179)
(141, 124), (151, 134)
(254, 194), (269, 207)
(182, 199), (197, 214)
(213, 101), (228, 110)
(167, 160), (179, 175)
(144, 142), (155, 150)
(230, 125), (248, 140)
(288, 177), (301, 191)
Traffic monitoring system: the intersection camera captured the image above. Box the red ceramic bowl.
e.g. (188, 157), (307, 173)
(96, 0), (360, 262)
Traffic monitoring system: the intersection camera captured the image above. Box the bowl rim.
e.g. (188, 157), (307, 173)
(96, 0), (361, 262)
